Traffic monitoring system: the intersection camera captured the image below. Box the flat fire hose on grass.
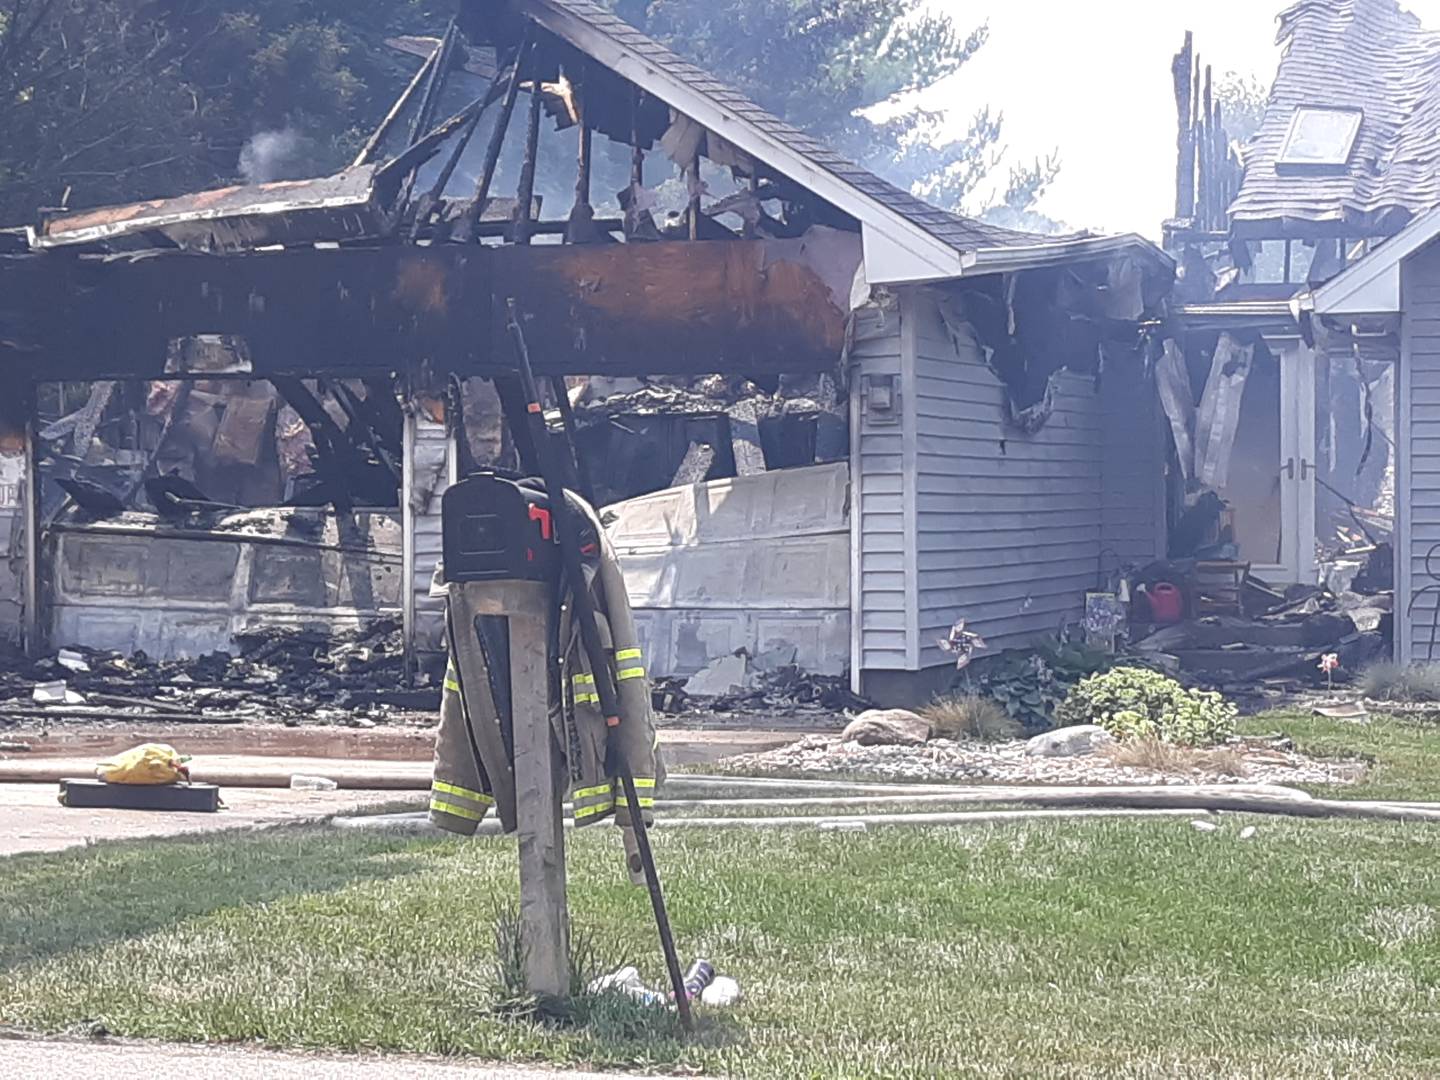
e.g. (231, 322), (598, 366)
(505, 299), (694, 1031)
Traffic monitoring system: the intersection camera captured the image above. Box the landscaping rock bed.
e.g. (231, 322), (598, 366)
(719, 733), (1365, 788)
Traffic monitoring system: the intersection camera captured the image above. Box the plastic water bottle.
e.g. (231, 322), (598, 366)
(679, 959), (715, 1001)
(290, 775), (339, 791)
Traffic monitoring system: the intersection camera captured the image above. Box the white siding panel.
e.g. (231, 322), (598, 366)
(1402, 245), (1440, 662)
(852, 299), (910, 671)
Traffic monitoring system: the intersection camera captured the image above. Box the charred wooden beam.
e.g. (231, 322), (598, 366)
(688, 152), (702, 241)
(354, 41), (442, 168)
(624, 87), (661, 242)
(380, 95), (492, 197)
(513, 53), (546, 246)
(328, 378), (403, 486)
(409, 20), (459, 146)
(12, 241), (849, 382)
(409, 49), (519, 242)
(742, 172), (760, 240)
(271, 376), (358, 511)
(566, 58), (596, 244)
(463, 31), (533, 243)
(1172, 31), (1195, 221)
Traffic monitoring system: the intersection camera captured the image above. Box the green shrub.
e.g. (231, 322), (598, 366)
(965, 637), (1121, 731)
(1056, 667), (1237, 746)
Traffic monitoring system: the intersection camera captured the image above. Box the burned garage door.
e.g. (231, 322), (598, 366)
(605, 462), (850, 677)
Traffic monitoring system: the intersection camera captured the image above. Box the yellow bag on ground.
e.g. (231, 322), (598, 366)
(96, 743), (191, 785)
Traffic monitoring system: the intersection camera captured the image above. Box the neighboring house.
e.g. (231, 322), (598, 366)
(1165, 0), (1419, 590)
(0, 0), (1173, 703)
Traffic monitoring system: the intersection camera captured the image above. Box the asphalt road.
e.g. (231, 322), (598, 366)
(0, 1039), (654, 1079)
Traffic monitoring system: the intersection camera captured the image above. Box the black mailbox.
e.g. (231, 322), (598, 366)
(441, 472), (560, 583)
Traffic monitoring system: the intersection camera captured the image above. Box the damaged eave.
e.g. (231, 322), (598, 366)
(28, 165), (390, 253)
(958, 233), (1176, 280)
(1173, 299), (1303, 333)
(1305, 204), (1440, 317)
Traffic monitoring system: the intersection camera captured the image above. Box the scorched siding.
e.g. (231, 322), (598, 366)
(1100, 358), (1167, 569)
(907, 290), (1151, 669)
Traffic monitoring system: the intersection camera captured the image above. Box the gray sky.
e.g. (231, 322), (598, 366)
(917, 0), (1440, 238)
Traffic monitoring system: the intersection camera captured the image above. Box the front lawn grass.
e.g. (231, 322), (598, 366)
(4, 816), (1440, 1078)
(1238, 709), (1440, 801)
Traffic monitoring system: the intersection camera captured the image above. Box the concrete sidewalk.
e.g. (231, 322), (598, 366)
(0, 1038), (654, 1079)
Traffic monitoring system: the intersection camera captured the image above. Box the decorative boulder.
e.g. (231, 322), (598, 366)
(1025, 724), (1116, 758)
(841, 709), (932, 747)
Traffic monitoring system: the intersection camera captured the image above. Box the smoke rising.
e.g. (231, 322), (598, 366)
(238, 128), (310, 184)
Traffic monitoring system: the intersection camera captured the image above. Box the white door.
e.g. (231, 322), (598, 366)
(1212, 338), (1316, 584)
(1278, 340), (1319, 584)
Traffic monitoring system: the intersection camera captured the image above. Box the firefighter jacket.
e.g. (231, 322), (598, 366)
(427, 489), (663, 839)
(554, 494), (664, 831)
(428, 566), (517, 835)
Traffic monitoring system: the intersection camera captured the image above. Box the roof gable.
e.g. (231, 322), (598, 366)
(508, 0), (1168, 282)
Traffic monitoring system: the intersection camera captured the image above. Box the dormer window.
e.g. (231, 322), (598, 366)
(1277, 107), (1363, 170)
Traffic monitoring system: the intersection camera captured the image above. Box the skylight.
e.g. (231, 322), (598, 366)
(1278, 107), (1363, 167)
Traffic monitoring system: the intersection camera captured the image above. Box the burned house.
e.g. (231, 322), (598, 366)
(0, 0), (1172, 703)
(1164, 1), (1414, 599)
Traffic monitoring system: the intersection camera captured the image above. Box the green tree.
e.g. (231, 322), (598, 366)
(619, 0), (1054, 214)
(1215, 71), (1269, 147)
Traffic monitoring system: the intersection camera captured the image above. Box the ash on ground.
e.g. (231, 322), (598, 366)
(717, 734), (1365, 788)
(0, 620), (437, 728)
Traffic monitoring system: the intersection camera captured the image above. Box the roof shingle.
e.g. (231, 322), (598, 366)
(1230, 0), (1440, 235)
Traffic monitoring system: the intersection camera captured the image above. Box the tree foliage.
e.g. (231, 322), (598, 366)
(0, 0), (426, 222)
(1215, 71), (1269, 148)
(0, 0), (1053, 225)
(624, 0), (1052, 213)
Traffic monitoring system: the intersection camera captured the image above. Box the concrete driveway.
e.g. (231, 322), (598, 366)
(0, 780), (422, 857)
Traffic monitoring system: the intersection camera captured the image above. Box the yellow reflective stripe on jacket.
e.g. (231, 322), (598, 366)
(443, 663), (461, 693)
(432, 780), (492, 805)
(571, 672), (599, 704)
(572, 782), (612, 802)
(614, 795), (656, 809)
(616, 666), (646, 681)
(631, 777), (657, 789)
(573, 801), (615, 820)
(614, 648), (643, 662)
(430, 797), (484, 822)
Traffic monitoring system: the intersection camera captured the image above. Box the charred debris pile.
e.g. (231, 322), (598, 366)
(0, 620), (428, 728)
